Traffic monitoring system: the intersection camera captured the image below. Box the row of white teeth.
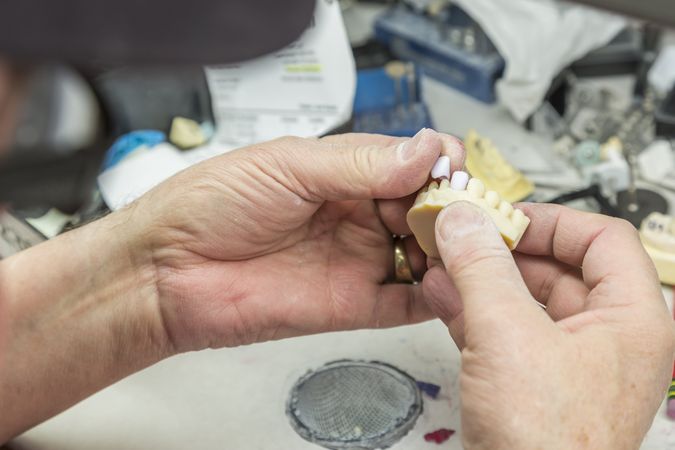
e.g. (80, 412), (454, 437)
(424, 156), (527, 227)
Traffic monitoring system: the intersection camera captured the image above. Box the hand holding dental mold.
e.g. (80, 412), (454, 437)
(407, 155), (530, 258)
(423, 197), (675, 449)
(1, 128), (469, 442)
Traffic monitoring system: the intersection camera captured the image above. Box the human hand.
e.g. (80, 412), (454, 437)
(127, 129), (464, 351)
(423, 202), (675, 450)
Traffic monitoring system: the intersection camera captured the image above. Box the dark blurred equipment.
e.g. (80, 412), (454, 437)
(0, 65), (104, 212)
(571, 27), (644, 78)
(0, 0), (315, 211)
(95, 67), (213, 136)
(571, 0), (674, 28)
(656, 85), (675, 138)
(548, 184), (620, 217)
(0, 0), (315, 65)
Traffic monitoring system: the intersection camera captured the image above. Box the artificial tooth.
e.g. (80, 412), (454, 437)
(466, 178), (485, 198)
(485, 190), (500, 208)
(431, 156), (451, 180)
(450, 171), (469, 190)
(499, 200), (514, 217)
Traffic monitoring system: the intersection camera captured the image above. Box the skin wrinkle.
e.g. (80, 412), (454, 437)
(512, 253), (589, 316)
(324, 226), (347, 332)
(558, 217), (607, 268)
(539, 263), (571, 301)
(220, 297), (252, 348)
(246, 145), (319, 208)
(403, 286), (417, 326)
(266, 137), (343, 203)
(448, 246), (520, 290)
(230, 162), (318, 246)
(338, 203), (388, 252)
(350, 145), (378, 199)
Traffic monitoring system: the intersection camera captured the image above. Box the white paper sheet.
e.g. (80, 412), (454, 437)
(98, 0), (356, 211)
(204, 0), (355, 149)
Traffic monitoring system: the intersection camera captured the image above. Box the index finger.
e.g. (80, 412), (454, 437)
(515, 203), (659, 298)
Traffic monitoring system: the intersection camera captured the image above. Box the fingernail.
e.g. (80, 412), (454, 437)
(436, 202), (488, 243)
(399, 128), (433, 161)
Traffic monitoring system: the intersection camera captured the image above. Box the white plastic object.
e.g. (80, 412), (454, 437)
(449, 170), (469, 190)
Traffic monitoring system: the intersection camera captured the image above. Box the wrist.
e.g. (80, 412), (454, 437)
(83, 207), (175, 360)
(0, 208), (173, 440)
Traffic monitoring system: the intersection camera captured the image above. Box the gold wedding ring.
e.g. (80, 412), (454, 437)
(393, 236), (415, 284)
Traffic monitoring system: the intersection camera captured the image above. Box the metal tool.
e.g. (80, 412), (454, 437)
(616, 149), (668, 227)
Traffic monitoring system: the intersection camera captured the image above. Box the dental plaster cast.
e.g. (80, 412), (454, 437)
(407, 158), (530, 259)
(640, 212), (675, 285)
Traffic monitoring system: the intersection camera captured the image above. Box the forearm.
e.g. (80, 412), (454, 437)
(0, 209), (172, 442)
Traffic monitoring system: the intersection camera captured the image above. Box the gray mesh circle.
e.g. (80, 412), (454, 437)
(287, 360), (423, 449)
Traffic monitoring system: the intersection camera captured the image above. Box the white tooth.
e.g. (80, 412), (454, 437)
(428, 181), (439, 190)
(485, 190), (500, 208)
(431, 156), (451, 180)
(439, 178), (450, 190)
(467, 178), (485, 198)
(512, 209), (527, 228)
(450, 171), (469, 190)
(499, 200), (514, 217)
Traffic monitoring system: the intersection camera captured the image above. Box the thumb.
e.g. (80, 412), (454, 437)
(268, 128), (442, 202)
(434, 202), (546, 333)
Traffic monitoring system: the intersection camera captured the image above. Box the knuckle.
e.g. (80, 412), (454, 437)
(319, 132), (356, 147)
(241, 137), (316, 200)
(610, 217), (639, 238)
(353, 144), (378, 170)
(348, 145), (378, 188)
(271, 135), (307, 149)
(614, 217), (637, 231)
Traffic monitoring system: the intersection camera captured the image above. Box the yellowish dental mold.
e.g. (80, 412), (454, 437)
(464, 129), (534, 203)
(407, 177), (530, 258)
(640, 212), (675, 285)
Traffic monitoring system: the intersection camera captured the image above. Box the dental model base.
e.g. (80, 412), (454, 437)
(640, 212), (675, 285)
(407, 156), (530, 259)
